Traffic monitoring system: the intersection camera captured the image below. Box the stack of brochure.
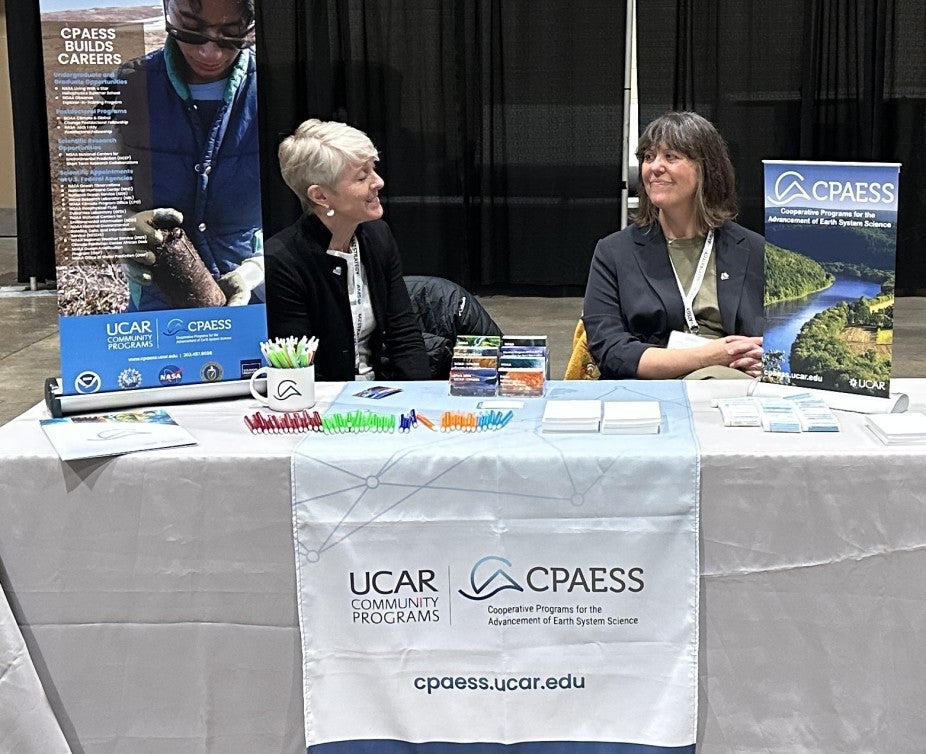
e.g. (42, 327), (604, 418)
(498, 335), (548, 397)
(541, 399), (602, 433)
(865, 412), (926, 445)
(711, 395), (840, 432)
(601, 401), (661, 435)
(791, 396), (840, 432)
(40, 409), (197, 461)
(450, 335), (501, 397)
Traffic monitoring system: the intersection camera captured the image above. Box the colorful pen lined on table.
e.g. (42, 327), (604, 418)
(244, 410), (322, 433)
(438, 410), (512, 431)
(244, 408), (514, 434)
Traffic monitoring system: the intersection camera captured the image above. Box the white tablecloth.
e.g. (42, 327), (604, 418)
(1, 380), (925, 753)
(1, 581), (71, 752)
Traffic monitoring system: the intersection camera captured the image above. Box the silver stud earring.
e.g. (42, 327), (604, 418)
(326, 207), (335, 217)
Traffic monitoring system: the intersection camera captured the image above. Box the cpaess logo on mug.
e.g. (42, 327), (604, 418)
(250, 365), (316, 412)
(274, 378), (305, 401)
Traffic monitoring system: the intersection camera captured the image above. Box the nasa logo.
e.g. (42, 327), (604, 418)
(158, 365), (183, 386)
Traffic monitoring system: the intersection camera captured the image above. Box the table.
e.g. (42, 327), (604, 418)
(1, 581), (70, 752)
(1, 380), (925, 753)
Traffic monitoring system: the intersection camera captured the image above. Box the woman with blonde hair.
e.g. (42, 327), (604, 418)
(265, 119), (429, 382)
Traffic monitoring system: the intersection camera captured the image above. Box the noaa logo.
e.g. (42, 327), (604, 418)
(767, 170), (812, 206)
(117, 368), (142, 390)
(74, 371), (102, 394)
(163, 318), (188, 337)
(458, 556), (524, 601)
(200, 362), (223, 382)
(158, 365), (183, 386)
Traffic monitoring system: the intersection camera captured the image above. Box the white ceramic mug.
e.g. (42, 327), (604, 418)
(249, 365), (316, 412)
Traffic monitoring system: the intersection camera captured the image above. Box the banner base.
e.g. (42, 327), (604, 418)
(751, 381), (909, 414)
(44, 376), (258, 418)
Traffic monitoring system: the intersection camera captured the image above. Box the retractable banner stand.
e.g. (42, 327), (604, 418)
(292, 381), (699, 753)
(762, 161), (901, 401)
(39, 1), (265, 408)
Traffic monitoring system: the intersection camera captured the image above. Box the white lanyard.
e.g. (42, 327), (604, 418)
(668, 229), (714, 335)
(347, 235), (364, 374)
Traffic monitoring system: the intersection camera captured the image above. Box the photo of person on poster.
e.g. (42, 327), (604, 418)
(114, 0), (263, 312)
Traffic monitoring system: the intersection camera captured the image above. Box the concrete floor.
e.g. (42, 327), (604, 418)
(2, 235), (924, 426)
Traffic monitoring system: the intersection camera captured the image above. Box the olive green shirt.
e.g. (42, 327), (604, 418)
(666, 235), (725, 339)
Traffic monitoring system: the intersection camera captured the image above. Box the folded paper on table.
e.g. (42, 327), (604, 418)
(40, 409), (196, 461)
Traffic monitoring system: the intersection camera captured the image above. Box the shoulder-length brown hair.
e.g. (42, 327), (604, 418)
(633, 111), (739, 231)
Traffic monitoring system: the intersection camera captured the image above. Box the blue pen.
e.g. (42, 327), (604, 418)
(499, 410), (514, 428)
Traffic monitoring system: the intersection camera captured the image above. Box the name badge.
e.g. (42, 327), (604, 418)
(667, 330), (713, 349)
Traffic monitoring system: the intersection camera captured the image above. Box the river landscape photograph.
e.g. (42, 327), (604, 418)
(762, 160), (900, 398)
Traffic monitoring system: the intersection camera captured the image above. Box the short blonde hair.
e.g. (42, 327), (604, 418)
(278, 119), (379, 214)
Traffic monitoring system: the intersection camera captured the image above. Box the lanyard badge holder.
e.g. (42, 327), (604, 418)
(667, 229), (714, 349)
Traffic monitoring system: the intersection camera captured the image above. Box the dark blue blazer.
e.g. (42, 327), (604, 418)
(582, 220), (765, 379)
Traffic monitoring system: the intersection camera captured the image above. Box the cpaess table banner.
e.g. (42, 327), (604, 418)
(39, 1), (266, 398)
(292, 381), (699, 753)
(762, 160), (901, 399)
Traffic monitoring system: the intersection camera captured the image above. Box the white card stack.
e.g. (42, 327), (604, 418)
(541, 399), (602, 433)
(865, 412), (926, 445)
(601, 401), (661, 435)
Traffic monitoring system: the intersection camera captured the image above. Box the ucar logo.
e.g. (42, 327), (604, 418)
(163, 318), (188, 337)
(106, 320), (152, 336)
(458, 555), (524, 601)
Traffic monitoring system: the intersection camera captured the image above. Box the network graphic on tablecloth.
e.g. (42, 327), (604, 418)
(291, 381), (694, 564)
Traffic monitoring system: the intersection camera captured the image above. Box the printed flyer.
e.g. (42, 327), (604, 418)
(40, 0), (266, 397)
(762, 160), (901, 398)
(40, 408), (197, 461)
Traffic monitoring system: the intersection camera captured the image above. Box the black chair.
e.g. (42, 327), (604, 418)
(404, 275), (503, 379)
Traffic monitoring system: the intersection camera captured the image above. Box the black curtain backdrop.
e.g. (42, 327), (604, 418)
(637, 0), (926, 295)
(257, 0), (627, 293)
(5, 0), (55, 282)
(10, 1), (925, 293)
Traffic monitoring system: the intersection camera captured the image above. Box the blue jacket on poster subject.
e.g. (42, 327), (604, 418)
(115, 38), (262, 311)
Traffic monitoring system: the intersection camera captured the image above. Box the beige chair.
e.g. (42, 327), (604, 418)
(563, 319), (600, 380)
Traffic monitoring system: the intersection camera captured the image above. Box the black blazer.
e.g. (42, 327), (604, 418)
(582, 220), (765, 379)
(265, 214), (429, 382)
